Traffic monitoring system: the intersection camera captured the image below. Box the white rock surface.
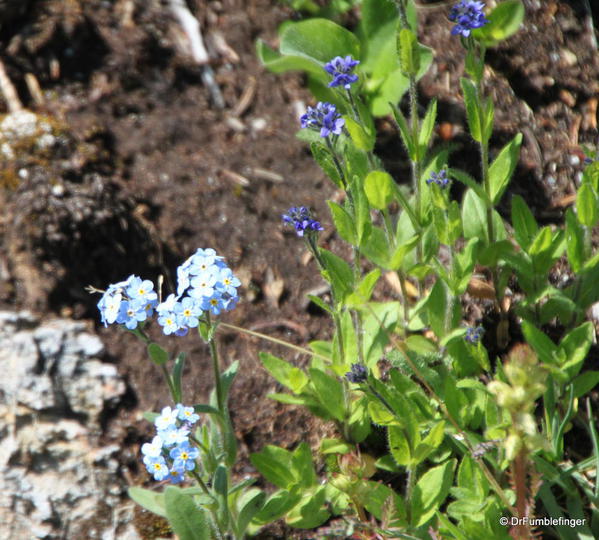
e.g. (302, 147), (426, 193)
(0, 311), (140, 539)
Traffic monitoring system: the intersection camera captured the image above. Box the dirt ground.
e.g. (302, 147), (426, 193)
(0, 0), (598, 538)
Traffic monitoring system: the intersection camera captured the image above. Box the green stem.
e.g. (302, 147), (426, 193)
(325, 136), (348, 190)
(190, 469), (212, 497)
(218, 322), (330, 361)
(397, 270), (411, 326)
(160, 364), (177, 401)
(209, 334), (224, 413)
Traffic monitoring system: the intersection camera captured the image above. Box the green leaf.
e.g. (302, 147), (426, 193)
(521, 320), (556, 364)
(280, 19), (360, 65)
(488, 134), (522, 204)
(319, 248), (354, 300)
(461, 188), (487, 243)
(511, 194), (538, 251)
(311, 142), (343, 188)
(473, 0), (525, 47)
(576, 182), (598, 227)
(256, 39), (325, 77)
(164, 486), (210, 540)
(388, 425), (411, 466)
(558, 322), (594, 378)
(147, 343), (168, 366)
(128, 487), (166, 518)
(292, 442), (317, 487)
(460, 78), (482, 142)
(397, 28), (420, 76)
(413, 421), (446, 465)
(346, 268), (381, 307)
(260, 352), (294, 389)
(320, 438), (354, 454)
(565, 208), (585, 273)
(236, 490), (266, 536)
(363, 481), (406, 524)
(391, 103), (416, 160)
(364, 170), (395, 210)
(286, 486), (330, 528)
(308, 368), (345, 421)
(250, 446), (296, 489)
(571, 371), (599, 398)
(360, 223), (391, 268)
(345, 117), (375, 152)
(253, 490), (302, 525)
(411, 459), (456, 527)
(289, 367), (309, 394)
(390, 235), (419, 270)
(214, 464), (228, 498)
(583, 160), (599, 191)
(220, 360), (239, 399)
(193, 404), (221, 415)
(481, 96), (495, 144)
(528, 226), (552, 256)
(418, 99), (437, 159)
(172, 352), (186, 403)
(328, 201), (356, 244)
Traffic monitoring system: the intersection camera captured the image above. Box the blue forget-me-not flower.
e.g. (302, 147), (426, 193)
(426, 169), (450, 188)
(300, 102), (345, 138)
(324, 55), (360, 90)
(282, 206), (324, 237)
(449, 1), (489, 37)
(140, 403), (201, 484)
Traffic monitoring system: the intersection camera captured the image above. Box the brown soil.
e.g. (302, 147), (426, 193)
(1, 0), (598, 538)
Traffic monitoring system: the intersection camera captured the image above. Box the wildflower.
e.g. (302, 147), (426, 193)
(176, 404), (200, 425)
(346, 363), (368, 384)
(426, 169), (450, 188)
(300, 102), (345, 138)
(141, 435), (164, 463)
(168, 468), (185, 484)
(282, 206), (324, 237)
(448, 1), (489, 37)
(155, 406), (179, 431)
(324, 55), (360, 90)
(190, 271), (218, 300)
(202, 294), (225, 316)
(176, 249), (240, 322)
(174, 297), (202, 328)
(170, 441), (200, 472)
(97, 276), (134, 326)
(145, 456), (170, 481)
(126, 277), (158, 304)
(465, 326), (484, 344)
(97, 275), (156, 330)
(159, 425), (190, 447)
(215, 267), (241, 297)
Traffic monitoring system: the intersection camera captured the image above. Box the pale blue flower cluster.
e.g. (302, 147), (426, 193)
(97, 275), (158, 330)
(159, 248), (240, 336)
(142, 404), (201, 484)
(97, 248), (240, 336)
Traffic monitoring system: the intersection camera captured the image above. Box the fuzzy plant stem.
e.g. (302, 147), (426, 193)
(512, 449), (532, 539)
(206, 316), (225, 413)
(396, 0), (424, 293)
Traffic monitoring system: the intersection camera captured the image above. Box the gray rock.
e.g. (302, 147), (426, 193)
(0, 311), (140, 540)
